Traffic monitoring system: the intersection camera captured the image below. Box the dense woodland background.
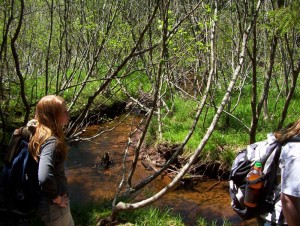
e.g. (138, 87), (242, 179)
(1, 0), (300, 141)
(1, 0), (300, 223)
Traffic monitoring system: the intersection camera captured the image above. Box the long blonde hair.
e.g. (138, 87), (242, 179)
(29, 95), (67, 161)
(274, 118), (300, 142)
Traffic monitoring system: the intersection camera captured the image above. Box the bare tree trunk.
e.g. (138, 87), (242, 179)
(0, 1), (13, 62)
(157, 0), (170, 141)
(249, 2), (258, 144)
(277, 33), (300, 129)
(10, 0), (30, 124)
(0, 2), (14, 138)
(277, 60), (300, 130)
(261, 37), (278, 120)
(45, 0), (54, 95)
(126, 0), (166, 187)
(55, 3), (66, 93)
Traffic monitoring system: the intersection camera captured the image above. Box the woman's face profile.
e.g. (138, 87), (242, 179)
(57, 102), (69, 126)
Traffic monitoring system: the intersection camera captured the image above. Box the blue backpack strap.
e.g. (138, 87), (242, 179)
(8, 142), (28, 189)
(21, 140), (29, 183)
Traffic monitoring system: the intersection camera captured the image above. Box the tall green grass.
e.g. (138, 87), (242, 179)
(197, 217), (232, 226)
(147, 84), (300, 168)
(117, 207), (184, 226)
(29, 201), (232, 226)
(71, 201), (112, 226)
(70, 201), (184, 226)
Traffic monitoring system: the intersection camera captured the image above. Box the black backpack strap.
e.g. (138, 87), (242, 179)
(268, 136), (300, 225)
(3, 127), (32, 163)
(277, 209), (285, 225)
(281, 134), (300, 145)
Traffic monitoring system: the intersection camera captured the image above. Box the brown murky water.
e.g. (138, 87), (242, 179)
(66, 114), (256, 226)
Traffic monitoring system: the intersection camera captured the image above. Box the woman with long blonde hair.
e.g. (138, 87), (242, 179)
(29, 95), (74, 226)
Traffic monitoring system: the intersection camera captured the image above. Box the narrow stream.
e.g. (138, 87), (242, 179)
(66, 114), (256, 226)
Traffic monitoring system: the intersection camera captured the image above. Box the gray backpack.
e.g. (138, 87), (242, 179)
(229, 133), (300, 220)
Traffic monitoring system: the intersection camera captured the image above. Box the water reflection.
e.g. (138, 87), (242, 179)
(66, 115), (256, 226)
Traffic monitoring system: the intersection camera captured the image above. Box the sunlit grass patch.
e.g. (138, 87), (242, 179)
(118, 207), (185, 226)
(197, 217), (232, 226)
(70, 200), (185, 226)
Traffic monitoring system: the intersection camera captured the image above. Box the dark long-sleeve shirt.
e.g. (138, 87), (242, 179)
(38, 137), (68, 199)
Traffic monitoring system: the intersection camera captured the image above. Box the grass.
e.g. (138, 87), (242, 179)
(117, 207), (185, 226)
(146, 86), (300, 169)
(71, 201), (112, 226)
(197, 217), (232, 226)
(70, 201), (185, 226)
(70, 203), (233, 226)
(1, 199), (233, 226)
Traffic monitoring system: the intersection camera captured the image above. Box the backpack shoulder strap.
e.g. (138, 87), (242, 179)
(284, 135), (300, 144)
(3, 127), (31, 163)
(262, 141), (281, 175)
(263, 134), (300, 174)
(267, 136), (300, 224)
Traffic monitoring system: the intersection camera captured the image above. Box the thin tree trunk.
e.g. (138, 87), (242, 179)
(10, 0), (30, 124)
(45, 0), (54, 95)
(261, 37), (278, 120)
(0, 2), (14, 136)
(249, 4), (258, 144)
(157, 0), (170, 141)
(276, 32), (299, 129)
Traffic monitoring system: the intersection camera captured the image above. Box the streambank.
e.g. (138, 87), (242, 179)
(141, 142), (230, 186)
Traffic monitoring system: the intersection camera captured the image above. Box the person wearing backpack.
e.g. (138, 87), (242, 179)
(257, 121), (300, 226)
(29, 95), (74, 226)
